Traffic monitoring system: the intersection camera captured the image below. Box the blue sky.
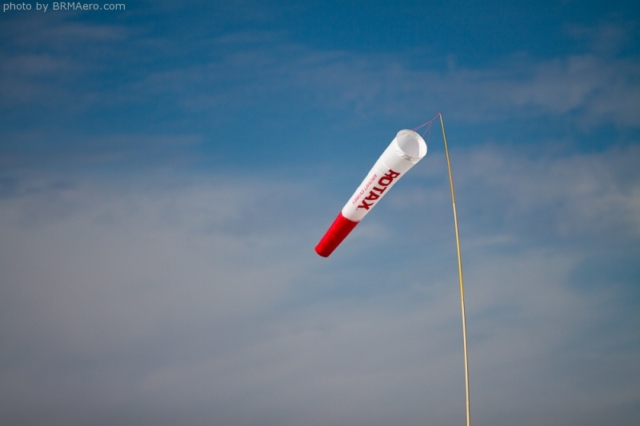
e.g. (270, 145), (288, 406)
(1, 1), (639, 425)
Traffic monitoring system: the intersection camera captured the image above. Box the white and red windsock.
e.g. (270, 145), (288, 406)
(315, 129), (427, 257)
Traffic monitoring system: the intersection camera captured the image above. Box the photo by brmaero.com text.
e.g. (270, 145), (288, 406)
(3, 2), (125, 12)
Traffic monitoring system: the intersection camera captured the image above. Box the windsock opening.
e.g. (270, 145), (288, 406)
(395, 130), (427, 162)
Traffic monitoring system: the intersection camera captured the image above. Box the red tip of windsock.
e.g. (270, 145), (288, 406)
(315, 213), (359, 257)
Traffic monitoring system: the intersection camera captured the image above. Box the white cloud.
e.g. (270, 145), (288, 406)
(4, 17), (639, 129)
(0, 160), (638, 424)
(459, 143), (640, 239)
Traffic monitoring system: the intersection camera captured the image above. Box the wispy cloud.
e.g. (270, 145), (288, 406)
(457, 143), (640, 239)
(1, 144), (638, 423)
(3, 17), (639, 138)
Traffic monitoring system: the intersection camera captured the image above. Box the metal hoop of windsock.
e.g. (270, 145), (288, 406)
(315, 129), (427, 257)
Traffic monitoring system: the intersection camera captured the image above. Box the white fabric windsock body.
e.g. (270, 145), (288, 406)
(315, 130), (427, 257)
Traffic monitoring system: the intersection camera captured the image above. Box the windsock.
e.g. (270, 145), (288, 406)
(315, 129), (427, 257)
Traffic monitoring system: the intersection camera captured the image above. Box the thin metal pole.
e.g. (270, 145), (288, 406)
(438, 113), (470, 426)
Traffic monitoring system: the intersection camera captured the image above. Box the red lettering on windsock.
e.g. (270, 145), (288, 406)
(315, 213), (359, 257)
